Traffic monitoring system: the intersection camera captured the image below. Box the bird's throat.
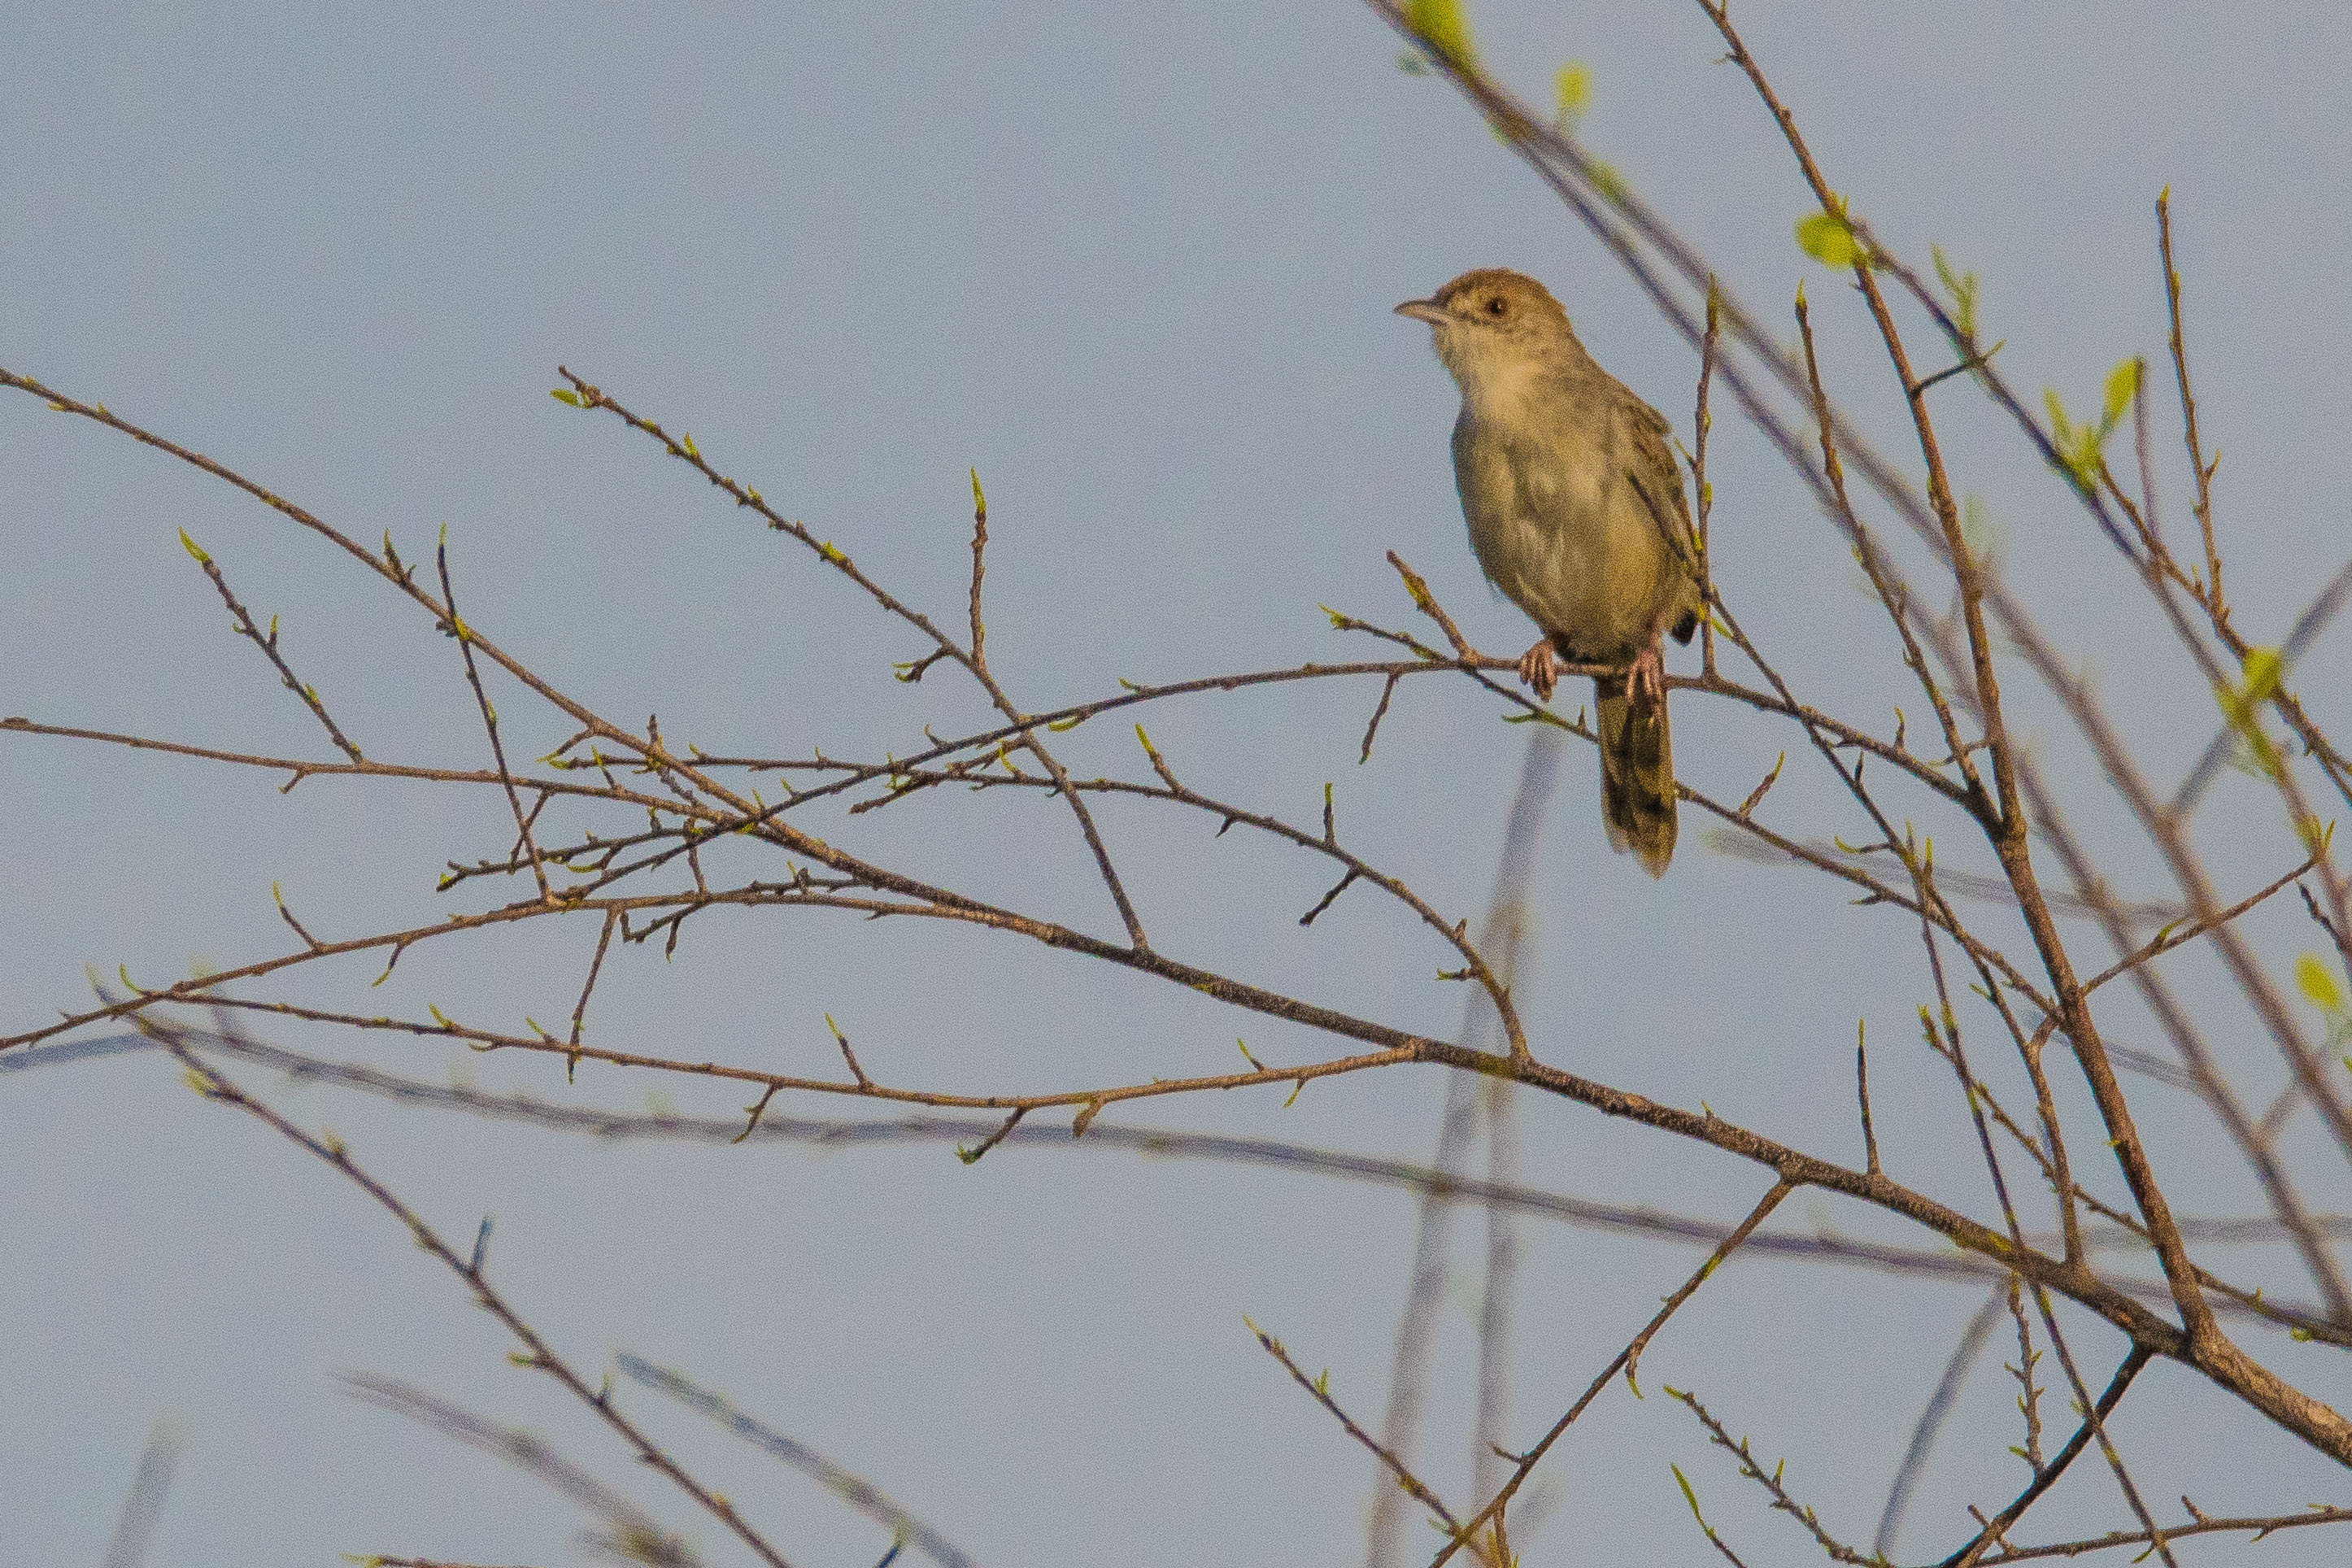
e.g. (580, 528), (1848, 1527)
(1444, 345), (1548, 425)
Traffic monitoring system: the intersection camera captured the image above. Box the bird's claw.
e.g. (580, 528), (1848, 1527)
(1628, 639), (1667, 710)
(1516, 638), (1560, 703)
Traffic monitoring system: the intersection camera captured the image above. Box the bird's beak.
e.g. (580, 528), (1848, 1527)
(1394, 298), (1448, 326)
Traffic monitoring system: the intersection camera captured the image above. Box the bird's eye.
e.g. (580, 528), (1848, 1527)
(1485, 297), (1508, 316)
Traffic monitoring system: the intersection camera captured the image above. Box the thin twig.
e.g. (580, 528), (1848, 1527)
(1943, 1345), (2154, 1568)
(437, 534), (554, 904)
(1431, 1178), (1797, 1567)
(180, 534), (366, 761)
(568, 908), (620, 1061)
(1693, 279), (1720, 676)
(1672, 1386), (1871, 1563)
(1250, 1319), (1461, 1535)
(146, 1014), (798, 1568)
(1856, 1024), (1881, 1176)
(1358, 672), (1403, 764)
(2158, 189), (2223, 620)
(1972, 1504), (2352, 1564)
(966, 468), (990, 673)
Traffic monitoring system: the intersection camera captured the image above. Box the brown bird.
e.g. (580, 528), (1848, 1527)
(1397, 268), (1701, 875)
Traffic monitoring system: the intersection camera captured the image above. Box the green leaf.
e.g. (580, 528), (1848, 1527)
(2216, 644), (2285, 777)
(1795, 208), (1864, 268)
(178, 528), (211, 564)
(1502, 707), (1574, 730)
(1405, 0), (1475, 70)
(2298, 952), (2346, 1015)
(2240, 645), (2284, 709)
(679, 433), (699, 459)
(2102, 358), (2142, 427)
(2042, 390), (2103, 486)
(1670, 1464), (1706, 1525)
(1047, 713), (1084, 732)
(1932, 245), (1980, 339)
(550, 388), (582, 407)
(970, 467), (987, 517)
(1554, 61), (1593, 123)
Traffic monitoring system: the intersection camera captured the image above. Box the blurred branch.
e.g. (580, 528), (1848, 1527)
(1875, 1286), (2006, 1560)
(342, 1374), (699, 1568)
(1370, 727), (1561, 1568)
(100, 1418), (185, 1568)
(614, 1355), (977, 1568)
(140, 1011), (799, 1568)
(23, 1023), (2346, 1339)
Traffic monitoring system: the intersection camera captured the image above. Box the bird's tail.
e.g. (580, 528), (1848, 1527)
(1595, 673), (1676, 877)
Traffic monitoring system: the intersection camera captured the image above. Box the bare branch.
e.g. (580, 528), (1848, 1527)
(146, 1013), (797, 1568)
(1431, 1178), (1797, 1567)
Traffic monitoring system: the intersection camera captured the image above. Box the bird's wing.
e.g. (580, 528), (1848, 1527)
(1618, 391), (1705, 638)
(1620, 395), (1696, 555)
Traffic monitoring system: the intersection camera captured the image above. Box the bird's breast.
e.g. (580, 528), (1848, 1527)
(1452, 411), (1671, 661)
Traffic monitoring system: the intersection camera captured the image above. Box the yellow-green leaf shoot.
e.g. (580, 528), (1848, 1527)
(2102, 358), (2143, 427)
(1555, 61), (1593, 123)
(1796, 210), (1864, 268)
(1405, 0), (1475, 69)
(2298, 952), (2346, 1015)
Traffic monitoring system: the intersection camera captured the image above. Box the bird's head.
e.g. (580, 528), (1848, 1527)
(1396, 268), (1579, 399)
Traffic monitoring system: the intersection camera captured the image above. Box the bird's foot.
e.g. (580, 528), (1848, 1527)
(1516, 638), (1561, 703)
(1627, 638), (1667, 710)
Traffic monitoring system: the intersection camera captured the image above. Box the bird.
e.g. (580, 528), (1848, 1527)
(1396, 268), (1701, 876)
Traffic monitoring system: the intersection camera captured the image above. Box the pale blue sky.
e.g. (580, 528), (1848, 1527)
(6, 3), (2350, 1564)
